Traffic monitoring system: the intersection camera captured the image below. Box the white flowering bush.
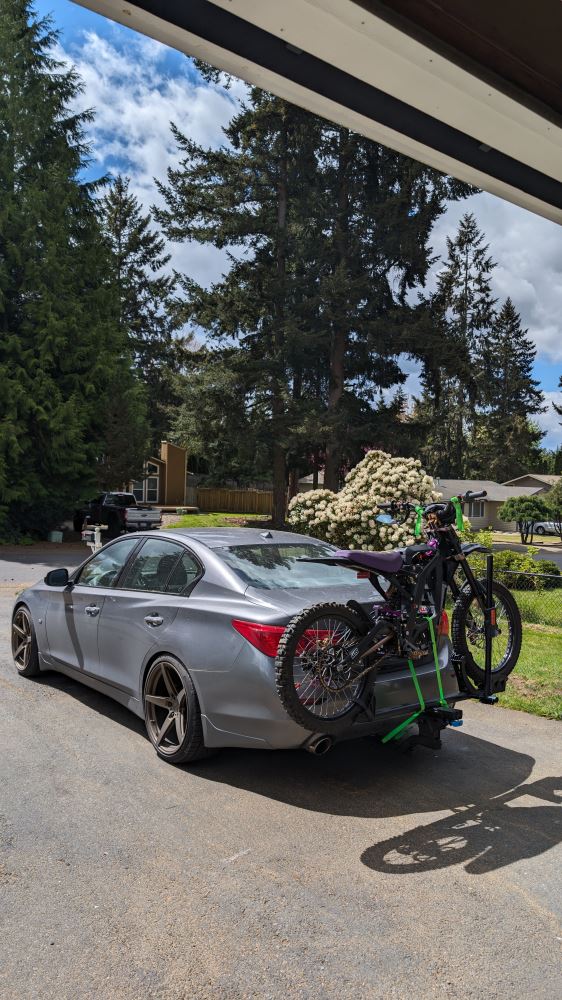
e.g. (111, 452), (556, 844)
(287, 450), (440, 551)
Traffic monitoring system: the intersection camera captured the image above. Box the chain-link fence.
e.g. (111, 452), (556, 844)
(494, 571), (562, 628)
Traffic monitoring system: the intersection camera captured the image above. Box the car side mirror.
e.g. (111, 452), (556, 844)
(44, 568), (69, 587)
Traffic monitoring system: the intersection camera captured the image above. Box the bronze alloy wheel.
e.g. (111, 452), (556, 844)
(144, 658), (189, 756)
(143, 656), (211, 765)
(12, 607), (33, 672)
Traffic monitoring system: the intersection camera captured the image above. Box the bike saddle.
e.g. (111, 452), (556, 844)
(333, 549), (404, 574)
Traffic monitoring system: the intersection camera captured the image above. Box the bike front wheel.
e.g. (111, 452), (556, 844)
(275, 603), (375, 735)
(451, 580), (522, 686)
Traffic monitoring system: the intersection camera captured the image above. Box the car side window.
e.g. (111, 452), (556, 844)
(164, 550), (201, 594)
(77, 537), (139, 589)
(119, 538), (192, 593)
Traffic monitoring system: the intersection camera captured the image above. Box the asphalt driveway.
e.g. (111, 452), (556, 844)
(0, 583), (560, 999)
(0, 542), (86, 585)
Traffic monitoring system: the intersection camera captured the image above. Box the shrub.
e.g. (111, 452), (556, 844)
(287, 450), (439, 550)
(534, 559), (562, 588)
(498, 496), (549, 544)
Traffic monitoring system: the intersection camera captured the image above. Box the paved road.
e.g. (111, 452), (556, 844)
(0, 543), (86, 585)
(494, 540), (562, 569)
(1, 585), (561, 999)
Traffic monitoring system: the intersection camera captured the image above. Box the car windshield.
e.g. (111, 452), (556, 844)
(215, 542), (367, 590)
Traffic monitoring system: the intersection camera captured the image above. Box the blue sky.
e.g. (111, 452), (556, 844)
(37, 0), (562, 449)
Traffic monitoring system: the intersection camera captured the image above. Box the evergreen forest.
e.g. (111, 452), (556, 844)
(1, 2), (560, 536)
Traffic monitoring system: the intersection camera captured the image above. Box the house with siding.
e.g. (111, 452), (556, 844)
(129, 442), (189, 507)
(434, 479), (543, 531)
(503, 473), (560, 493)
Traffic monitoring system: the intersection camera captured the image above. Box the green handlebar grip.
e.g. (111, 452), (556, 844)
(451, 496), (464, 532)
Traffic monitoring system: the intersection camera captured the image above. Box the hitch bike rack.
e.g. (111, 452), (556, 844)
(382, 553), (502, 751)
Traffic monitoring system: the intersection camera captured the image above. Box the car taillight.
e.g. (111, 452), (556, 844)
(232, 620), (285, 658)
(232, 621), (337, 659)
(438, 610), (449, 636)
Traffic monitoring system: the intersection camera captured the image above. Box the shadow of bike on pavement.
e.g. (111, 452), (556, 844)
(361, 775), (561, 874)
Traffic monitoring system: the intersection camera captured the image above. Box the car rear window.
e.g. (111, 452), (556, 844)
(215, 542), (367, 590)
(105, 493), (136, 505)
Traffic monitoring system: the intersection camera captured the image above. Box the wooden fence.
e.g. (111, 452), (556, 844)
(196, 487), (273, 515)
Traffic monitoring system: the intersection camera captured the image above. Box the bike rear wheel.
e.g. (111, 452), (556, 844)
(275, 603), (374, 735)
(451, 580), (522, 686)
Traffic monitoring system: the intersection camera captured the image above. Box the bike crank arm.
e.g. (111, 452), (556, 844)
(343, 631), (393, 670)
(337, 651), (393, 690)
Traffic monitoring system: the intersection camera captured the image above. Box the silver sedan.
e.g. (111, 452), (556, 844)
(11, 528), (458, 764)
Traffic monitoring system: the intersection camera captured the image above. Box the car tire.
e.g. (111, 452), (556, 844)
(11, 605), (41, 678)
(535, 526), (545, 535)
(143, 655), (212, 765)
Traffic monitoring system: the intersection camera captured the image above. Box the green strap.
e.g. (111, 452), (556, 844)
(414, 505), (425, 539)
(451, 496), (464, 532)
(426, 615), (447, 706)
(381, 658), (425, 743)
(381, 615), (446, 743)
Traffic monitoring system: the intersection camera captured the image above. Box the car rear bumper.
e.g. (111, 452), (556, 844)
(197, 639), (460, 750)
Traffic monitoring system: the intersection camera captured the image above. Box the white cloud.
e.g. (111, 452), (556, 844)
(56, 29), (245, 286)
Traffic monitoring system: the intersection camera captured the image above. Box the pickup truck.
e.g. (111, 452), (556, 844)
(73, 492), (162, 538)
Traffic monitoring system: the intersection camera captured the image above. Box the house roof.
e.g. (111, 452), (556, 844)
(434, 479), (542, 502)
(503, 474), (560, 486)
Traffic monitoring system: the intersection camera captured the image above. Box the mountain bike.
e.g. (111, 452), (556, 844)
(275, 490), (522, 738)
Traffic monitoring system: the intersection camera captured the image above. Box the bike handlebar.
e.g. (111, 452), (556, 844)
(461, 490), (487, 501)
(378, 489), (487, 522)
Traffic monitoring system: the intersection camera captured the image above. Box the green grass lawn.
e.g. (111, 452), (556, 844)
(499, 625), (562, 720)
(511, 588), (562, 628)
(167, 511), (269, 529)
(492, 531), (562, 547)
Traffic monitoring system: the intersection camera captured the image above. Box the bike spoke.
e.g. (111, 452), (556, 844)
(293, 615), (364, 720)
(467, 594), (512, 671)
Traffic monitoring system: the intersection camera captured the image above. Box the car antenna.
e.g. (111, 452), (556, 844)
(260, 530), (273, 539)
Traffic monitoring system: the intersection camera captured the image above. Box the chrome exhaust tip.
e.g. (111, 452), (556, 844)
(306, 735), (333, 756)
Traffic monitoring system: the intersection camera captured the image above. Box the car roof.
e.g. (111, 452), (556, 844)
(159, 527), (319, 549)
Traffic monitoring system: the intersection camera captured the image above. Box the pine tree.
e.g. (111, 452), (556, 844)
(156, 84), (471, 516)
(554, 375), (562, 423)
(478, 298), (543, 421)
(419, 212), (496, 476)
(156, 92), (325, 524)
(314, 127), (472, 488)
(100, 175), (184, 448)
(470, 297), (544, 480)
(0, 2), (147, 536)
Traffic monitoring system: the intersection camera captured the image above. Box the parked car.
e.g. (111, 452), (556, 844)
(73, 492), (162, 538)
(534, 520), (558, 536)
(10, 528), (459, 765)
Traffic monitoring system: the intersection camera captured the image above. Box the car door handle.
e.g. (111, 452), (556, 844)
(85, 605), (100, 617)
(144, 614), (163, 627)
